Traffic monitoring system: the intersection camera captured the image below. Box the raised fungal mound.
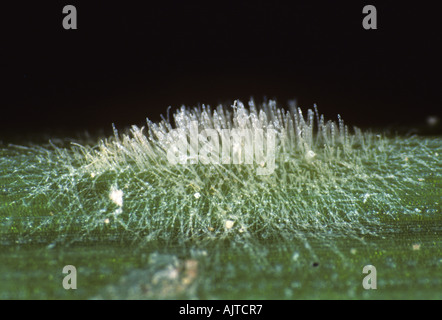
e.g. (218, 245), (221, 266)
(1, 99), (440, 245)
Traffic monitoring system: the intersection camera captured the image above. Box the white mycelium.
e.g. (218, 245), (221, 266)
(5, 99), (440, 246)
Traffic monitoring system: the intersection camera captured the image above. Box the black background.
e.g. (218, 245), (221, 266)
(3, 1), (441, 138)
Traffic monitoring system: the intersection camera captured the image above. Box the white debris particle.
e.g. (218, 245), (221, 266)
(225, 220), (234, 229)
(412, 244), (421, 251)
(109, 186), (124, 207)
(194, 192), (201, 199)
(306, 150), (316, 160)
(427, 115), (439, 127)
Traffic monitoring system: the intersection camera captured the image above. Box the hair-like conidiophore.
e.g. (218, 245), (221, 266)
(3, 99), (440, 246)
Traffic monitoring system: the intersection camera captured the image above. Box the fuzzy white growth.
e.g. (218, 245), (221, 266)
(5, 98), (441, 246)
(79, 99), (359, 174)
